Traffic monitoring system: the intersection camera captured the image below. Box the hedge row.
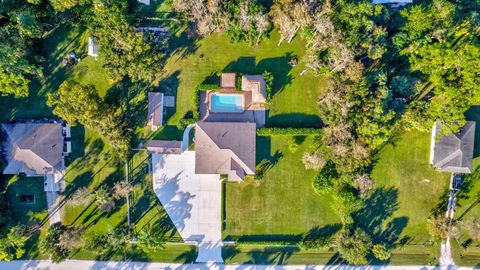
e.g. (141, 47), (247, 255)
(257, 127), (321, 136)
(197, 84), (220, 91)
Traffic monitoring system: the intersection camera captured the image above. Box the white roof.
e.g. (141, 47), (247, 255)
(241, 75), (267, 104)
(88, 36), (99, 57)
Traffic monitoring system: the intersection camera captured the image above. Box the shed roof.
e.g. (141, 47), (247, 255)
(195, 122), (256, 181)
(221, 73), (236, 89)
(147, 140), (182, 154)
(147, 92), (163, 129)
(431, 121), (476, 173)
(2, 123), (64, 175)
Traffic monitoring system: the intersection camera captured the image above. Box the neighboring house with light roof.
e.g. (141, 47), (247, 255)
(1, 121), (71, 191)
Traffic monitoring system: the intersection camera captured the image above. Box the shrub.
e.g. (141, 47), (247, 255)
(113, 181), (133, 200)
(257, 127), (320, 136)
(136, 225), (165, 251)
(197, 84), (219, 91)
(262, 70), (274, 101)
(41, 223), (83, 263)
(87, 226), (130, 258)
(69, 187), (91, 206)
(95, 186), (115, 212)
(312, 161), (338, 194)
(302, 151), (326, 170)
(177, 118), (196, 130)
(373, 244), (391, 261)
(336, 228), (372, 265)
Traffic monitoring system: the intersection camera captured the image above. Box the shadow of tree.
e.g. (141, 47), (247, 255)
(243, 246), (299, 265)
(223, 53), (294, 98)
(354, 186), (410, 250)
(266, 113), (322, 128)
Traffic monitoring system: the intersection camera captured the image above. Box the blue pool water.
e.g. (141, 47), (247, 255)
(210, 93), (244, 113)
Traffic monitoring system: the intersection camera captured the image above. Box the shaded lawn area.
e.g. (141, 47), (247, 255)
(224, 135), (340, 237)
(157, 30), (327, 132)
(1, 175), (49, 259)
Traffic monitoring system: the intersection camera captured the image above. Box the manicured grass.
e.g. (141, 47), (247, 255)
(224, 135), (340, 237)
(1, 175), (49, 259)
(369, 130), (450, 245)
(3, 175), (48, 225)
(157, 30), (328, 129)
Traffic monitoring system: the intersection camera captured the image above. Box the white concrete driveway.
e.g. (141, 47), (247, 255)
(152, 151), (223, 263)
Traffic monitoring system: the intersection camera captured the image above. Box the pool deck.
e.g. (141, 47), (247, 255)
(199, 90), (266, 127)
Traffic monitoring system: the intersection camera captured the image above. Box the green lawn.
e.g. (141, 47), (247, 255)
(1, 175), (49, 259)
(156, 30), (328, 131)
(369, 129), (450, 245)
(224, 135), (340, 237)
(3, 175), (48, 225)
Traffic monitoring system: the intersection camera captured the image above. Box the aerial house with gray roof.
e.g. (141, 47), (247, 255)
(430, 121), (476, 174)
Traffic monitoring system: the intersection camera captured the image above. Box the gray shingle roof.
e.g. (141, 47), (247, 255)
(195, 122), (256, 181)
(2, 123), (64, 175)
(431, 121), (476, 173)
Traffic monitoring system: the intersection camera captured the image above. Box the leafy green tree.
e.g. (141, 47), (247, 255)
(0, 44), (41, 97)
(91, 0), (165, 82)
(373, 243), (391, 261)
(87, 226), (130, 257)
(0, 225), (29, 261)
(47, 81), (130, 153)
(336, 228), (372, 265)
(136, 225), (165, 251)
(95, 186), (115, 212)
(15, 11), (42, 38)
(399, 0), (480, 134)
(49, 0), (88, 11)
(41, 223), (69, 263)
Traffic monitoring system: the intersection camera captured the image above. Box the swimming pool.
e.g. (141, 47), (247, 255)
(210, 93), (244, 113)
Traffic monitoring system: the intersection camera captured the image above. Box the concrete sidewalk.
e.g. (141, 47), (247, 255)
(0, 260), (476, 270)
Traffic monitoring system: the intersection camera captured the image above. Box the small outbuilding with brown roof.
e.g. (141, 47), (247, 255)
(220, 73), (237, 89)
(147, 92), (164, 131)
(195, 121), (256, 181)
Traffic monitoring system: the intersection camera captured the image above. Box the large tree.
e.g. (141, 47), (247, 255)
(399, 0), (480, 134)
(91, 0), (165, 82)
(47, 81), (131, 153)
(336, 228), (372, 265)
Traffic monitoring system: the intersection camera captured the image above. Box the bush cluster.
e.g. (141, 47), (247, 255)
(257, 127), (320, 136)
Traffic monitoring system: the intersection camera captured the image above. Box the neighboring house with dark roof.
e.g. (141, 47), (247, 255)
(1, 122), (67, 176)
(430, 121), (476, 173)
(195, 122), (256, 181)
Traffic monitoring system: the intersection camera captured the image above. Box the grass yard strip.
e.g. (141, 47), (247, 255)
(223, 245), (335, 265)
(71, 244), (197, 263)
